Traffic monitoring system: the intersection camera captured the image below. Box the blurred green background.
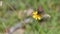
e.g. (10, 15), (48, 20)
(0, 0), (60, 34)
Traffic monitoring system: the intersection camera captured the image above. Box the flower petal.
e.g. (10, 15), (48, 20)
(33, 11), (38, 15)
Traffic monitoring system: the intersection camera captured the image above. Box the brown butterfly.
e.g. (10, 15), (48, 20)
(37, 6), (51, 22)
(37, 6), (45, 15)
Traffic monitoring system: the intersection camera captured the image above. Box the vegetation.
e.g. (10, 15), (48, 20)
(0, 0), (60, 34)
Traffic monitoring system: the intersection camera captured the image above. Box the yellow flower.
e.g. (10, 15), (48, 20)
(32, 11), (42, 20)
